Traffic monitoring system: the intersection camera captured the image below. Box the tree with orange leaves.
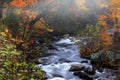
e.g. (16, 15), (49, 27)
(6, 0), (54, 49)
(10, 0), (38, 8)
(109, 0), (120, 52)
(101, 28), (111, 48)
(98, 14), (111, 49)
(110, 0), (120, 26)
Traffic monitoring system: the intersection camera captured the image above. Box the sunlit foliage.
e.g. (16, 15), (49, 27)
(109, 0), (120, 25)
(0, 25), (44, 80)
(10, 0), (38, 8)
(5, 0), (54, 50)
(101, 29), (111, 48)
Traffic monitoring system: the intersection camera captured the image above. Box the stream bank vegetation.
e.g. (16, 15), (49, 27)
(77, 0), (120, 71)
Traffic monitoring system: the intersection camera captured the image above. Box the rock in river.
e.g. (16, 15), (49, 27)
(74, 71), (93, 80)
(69, 64), (85, 71)
(85, 66), (96, 75)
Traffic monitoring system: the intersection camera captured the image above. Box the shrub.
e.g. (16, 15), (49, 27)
(78, 24), (103, 57)
(90, 51), (115, 68)
(0, 26), (45, 80)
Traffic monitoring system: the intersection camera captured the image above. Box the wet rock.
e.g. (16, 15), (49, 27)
(52, 36), (59, 41)
(42, 71), (48, 79)
(69, 64), (85, 71)
(48, 44), (58, 50)
(63, 34), (69, 38)
(74, 72), (93, 80)
(97, 68), (104, 73)
(85, 66), (96, 75)
(59, 58), (71, 63)
(81, 60), (89, 63)
(52, 74), (63, 77)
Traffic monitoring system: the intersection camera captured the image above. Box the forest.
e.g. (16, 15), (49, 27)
(0, 0), (120, 80)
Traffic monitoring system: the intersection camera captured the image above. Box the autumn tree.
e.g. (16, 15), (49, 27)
(2, 0), (54, 49)
(97, 14), (111, 50)
(109, 0), (120, 51)
(109, 0), (120, 26)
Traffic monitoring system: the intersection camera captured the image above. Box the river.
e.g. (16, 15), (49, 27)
(36, 37), (116, 80)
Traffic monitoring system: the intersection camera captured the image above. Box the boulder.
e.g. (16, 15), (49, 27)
(48, 44), (58, 50)
(97, 68), (104, 73)
(74, 72), (93, 80)
(85, 66), (96, 75)
(69, 64), (85, 71)
(59, 58), (71, 63)
(81, 60), (89, 63)
(52, 74), (63, 78)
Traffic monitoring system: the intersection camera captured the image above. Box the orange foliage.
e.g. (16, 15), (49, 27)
(110, 0), (120, 6)
(10, 0), (26, 8)
(22, 10), (38, 21)
(110, 0), (120, 23)
(101, 29), (111, 47)
(10, 0), (38, 8)
(98, 15), (107, 21)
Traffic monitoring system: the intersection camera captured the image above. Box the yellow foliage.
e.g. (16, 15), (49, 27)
(40, 18), (45, 23)
(98, 20), (107, 28)
(15, 9), (22, 15)
(0, 28), (11, 37)
(5, 29), (9, 33)
(0, 32), (7, 37)
(110, 0), (120, 23)
(34, 20), (46, 29)
(46, 28), (54, 33)
(110, 0), (120, 6)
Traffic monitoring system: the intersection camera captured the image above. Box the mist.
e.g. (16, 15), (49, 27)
(6, 0), (110, 34)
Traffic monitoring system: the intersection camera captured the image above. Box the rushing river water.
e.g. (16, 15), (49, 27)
(36, 38), (117, 80)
